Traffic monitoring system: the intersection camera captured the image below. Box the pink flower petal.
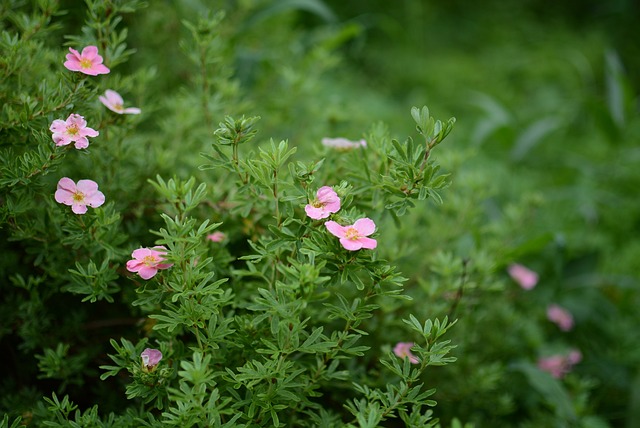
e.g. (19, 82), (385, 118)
(353, 218), (376, 236)
(141, 348), (163, 368)
(54, 189), (73, 205)
(126, 259), (144, 272)
(49, 119), (66, 133)
(57, 177), (76, 191)
(74, 138), (89, 149)
(508, 263), (539, 290)
(76, 179), (98, 194)
(105, 89), (123, 105)
(85, 191), (105, 208)
(67, 114), (86, 128)
(71, 203), (88, 215)
(322, 137), (367, 150)
(87, 64), (110, 76)
(547, 304), (574, 331)
(340, 238), (363, 251)
(67, 48), (81, 60)
(305, 205), (327, 220)
(357, 236), (377, 249)
(138, 266), (158, 280)
(393, 342), (419, 364)
(207, 232), (226, 242)
(79, 127), (99, 138)
(131, 248), (152, 259)
(325, 221), (346, 238)
(81, 45), (99, 60)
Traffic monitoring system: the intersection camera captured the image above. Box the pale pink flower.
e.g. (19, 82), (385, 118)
(49, 114), (99, 149)
(547, 304), (574, 331)
(325, 218), (377, 251)
(393, 342), (419, 364)
(63, 45), (110, 76)
(305, 186), (341, 219)
(537, 349), (582, 378)
(99, 89), (141, 115)
(207, 231), (226, 242)
(321, 137), (367, 151)
(508, 263), (539, 290)
(126, 246), (173, 280)
(54, 177), (105, 214)
(141, 348), (162, 371)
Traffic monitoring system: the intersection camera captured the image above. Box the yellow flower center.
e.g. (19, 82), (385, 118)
(67, 124), (79, 136)
(80, 58), (93, 69)
(345, 227), (359, 240)
(72, 191), (85, 202)
(142, 255), (157, 266)
(114, 103), (124, 112)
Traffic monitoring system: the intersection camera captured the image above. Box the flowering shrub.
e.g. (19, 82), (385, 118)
(1, 1), (638, 428)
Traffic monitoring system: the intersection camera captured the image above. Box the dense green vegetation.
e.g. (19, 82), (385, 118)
(1, 1), (638, 426)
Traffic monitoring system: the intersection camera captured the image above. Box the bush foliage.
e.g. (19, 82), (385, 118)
(1, 1), (639, 427)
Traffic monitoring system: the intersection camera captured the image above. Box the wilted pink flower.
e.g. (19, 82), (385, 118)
(49, 114), (99, 149)
(64, 45), (110, 75)
(547, 304), (574, 331)
(54, 177), (105, 214)
(537, 349), (582, 378)
(325, 218), (377, 251)
(141, 348), (162, 371)
(126, 246), (173, 280)
(393, 342), (419, 364)
(305, 186), (341, 219)
(99, 89), (141, 114)
(508, 263), (538, 290)
(207, 231), (226, 242)
(322, 137), (367, 151)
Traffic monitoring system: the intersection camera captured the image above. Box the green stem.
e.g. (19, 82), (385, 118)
(273, 168), (280, 227)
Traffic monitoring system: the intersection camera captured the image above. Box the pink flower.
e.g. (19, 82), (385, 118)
(508, 263), (538, 290)
(547, 304), (574, 331)
(207, 231), (226, 242)
(49, 114), (99, 149)
(141, 348), (162, 371)
(63, 46), (110, 76)
(325, 218), (377, 251)
(99, 89), (141, 115)
(54, 177), (105, 214)
(321, 137), (367, 151)
(305, 186), (341, 219)
(126, 246), (173, 280)
(393, 342), (419, 364)
(537, 349), (582, 378)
